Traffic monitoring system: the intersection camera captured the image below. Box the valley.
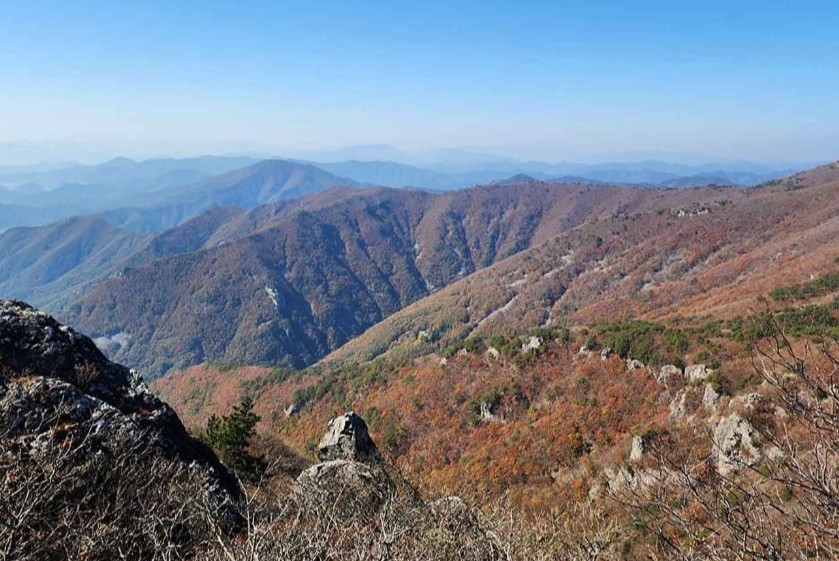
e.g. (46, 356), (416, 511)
(3, 151), (839, 561)
(57, 177), (749, 376)
(4, 3), (839, 558)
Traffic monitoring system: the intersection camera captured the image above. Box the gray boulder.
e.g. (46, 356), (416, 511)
(714, 413), (761, 475)
(297, 458), (379, 487)
(669, 388), (691, 419)
(685, 364), (713, 383)
(658, 364), (683, 384)
(296, 458), (391, 514)
(703, 383), (721, 413)
(298, 413), (390, 514)
(318, 411), (381, 463)
(630, 436), (644, 462)
(627, 358), (644, 371)
(521, 336), (543, 352)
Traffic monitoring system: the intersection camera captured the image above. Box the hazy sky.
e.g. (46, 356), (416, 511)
(2, 0), (838, 163)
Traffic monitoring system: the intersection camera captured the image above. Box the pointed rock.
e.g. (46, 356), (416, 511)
(318, 411), (381, 463)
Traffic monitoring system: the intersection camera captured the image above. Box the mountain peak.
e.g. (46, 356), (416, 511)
(492, 173), (540, 185)
(100, 156), (137, 167)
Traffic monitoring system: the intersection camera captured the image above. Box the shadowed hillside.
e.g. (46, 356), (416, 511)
(62, 179), (742, 376)
(322, 163), (839, 365)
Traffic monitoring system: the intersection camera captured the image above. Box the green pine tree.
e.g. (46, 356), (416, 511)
(205, 396), (266, 483)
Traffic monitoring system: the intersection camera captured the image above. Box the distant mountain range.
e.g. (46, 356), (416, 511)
(0, 153), (807, 232)
(0, 157), (836, 378)
(0, 156), (263, 230)
(0, 155), (261, 191)
(96, 159), (360, 232)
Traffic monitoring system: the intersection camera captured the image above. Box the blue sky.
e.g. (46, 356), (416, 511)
(1, 0), (838, 163)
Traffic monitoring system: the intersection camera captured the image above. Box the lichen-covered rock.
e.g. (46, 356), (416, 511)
(714, 413), (762, 475)
(658, 364), (683, 384)
(298, 413), (390, 514)
(685, 364), (713, 383)
(296, 458), (391, 514)
(669, 388), (691, 419)
(297, 458), (379, 488)
(0, 300), (239, 498)
(703, 383), (721, 413)
(485, 346), (501, 360)
(521, 336), (543, 352)
(630, 434), (650, 462)
(0, 299), (242, 556)
(317, 411), (381, 463)
(626, 358), (644, 371)
(600, 347), (614, 360)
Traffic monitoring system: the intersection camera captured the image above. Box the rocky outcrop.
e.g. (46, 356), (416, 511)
(600, 347), (614, 360)
(658, 364), (682, 384)
(604, 465), (673, 493)
(317, 411), (381, 463)
(626, 358), (644, 371)
(0, 300), (241, 557)
(521, 336), (543, 353)
(685, 364), (713, 383)
(296, 458), (384, 502)
(713, 413), (761, 475)
(297, 412), (390, 512)
(576, 345), (592, 359)
(0, 300), (239, 493)
(630, 434), (651, 462)
(669, 388), (692, 419)
(703, 383), (721, 413)
(478, 400), (502, 422)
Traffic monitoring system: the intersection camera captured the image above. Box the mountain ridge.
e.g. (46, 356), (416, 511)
(321, 163), (839, 365)
(61, 179), (750, 376)
(0, 216), (149, 309)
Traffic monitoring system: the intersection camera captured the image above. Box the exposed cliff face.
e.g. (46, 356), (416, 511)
(0, 300), (240, 559)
